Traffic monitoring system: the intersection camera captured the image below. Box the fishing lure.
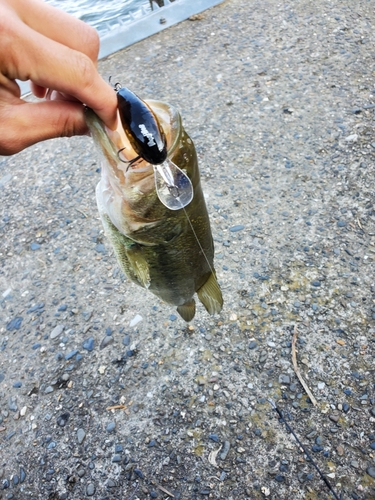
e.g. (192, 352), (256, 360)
(116, 86), (193, 210)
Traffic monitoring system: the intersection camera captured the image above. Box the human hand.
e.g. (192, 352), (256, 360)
(0, 0), (117, 155)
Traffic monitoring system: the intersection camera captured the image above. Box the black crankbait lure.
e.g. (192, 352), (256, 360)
(115, 85), (193, 210)
(116, 86), (167, 166)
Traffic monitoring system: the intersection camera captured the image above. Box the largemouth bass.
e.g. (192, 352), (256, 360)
(86, 89), (223, 321)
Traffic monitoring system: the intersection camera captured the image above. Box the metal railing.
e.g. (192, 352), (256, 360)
(18, 0), (224, 96)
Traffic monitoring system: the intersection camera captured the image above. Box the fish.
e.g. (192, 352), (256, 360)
(85, 87), (223, 321)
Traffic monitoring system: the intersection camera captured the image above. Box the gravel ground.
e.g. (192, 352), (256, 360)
(1, 0), (375, 498)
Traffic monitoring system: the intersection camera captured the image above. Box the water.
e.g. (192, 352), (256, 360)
(46, 0), (152, 34)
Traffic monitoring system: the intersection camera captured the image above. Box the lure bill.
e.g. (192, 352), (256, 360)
(86, 88), (223, 321)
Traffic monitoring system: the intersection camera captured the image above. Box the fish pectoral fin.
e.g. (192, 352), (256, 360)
(125, 246), (150, 288)
(197, 271), (223, 316)
(177, 299), (196, 322)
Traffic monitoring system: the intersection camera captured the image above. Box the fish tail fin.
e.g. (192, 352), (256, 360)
(197, 271), (223, 316)
(177, 299), (196, 322)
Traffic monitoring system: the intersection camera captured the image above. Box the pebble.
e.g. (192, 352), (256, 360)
(6, 317), (23, 331)
(86, 483), (95, 496)
(134, 468), (144, 478)
(336, 445), (344, 456)
(329, 414), (340, 423)
(279, 374), (290, 385)
(65, 350), (78, 360)
(82, 337), (94, 351)
(57, 413), (70, 427)
(106, 422), (116, 433)
(229, 225), (244, 232)
(248, 341), (258, 350)
(77, 429), (86, 444)
(220, 440), (230, 460)
(367, 466), (375, 479)
(129, 314), (143, 327)
(100, 336), (113, 349)
(50, 325), (64, 339)
(8, 397), (17, 412)
(19, 468), (26, 483)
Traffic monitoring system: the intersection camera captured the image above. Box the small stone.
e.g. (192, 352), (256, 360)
(20, 406), (27, 417)
(86, 483), (95, 496)
(6, 317), (23, 331)
(279, 374), (290, 385)
(351, 460), (359, 469)
(106, 422), (116, 433)
(98, 365), (106, 374)
(129, 314), (143, 327)
(366, 466), (375, 478)
(50, 325), (64, 339)
(248, 341), (258, 350)
(8, 397), (17, 412)
(220, 440), (230, 460)
(342, 403), (350, 413)
(134, 468), (144, 479)
(44, 386), (54, 394)
(19, 468), (26, 483)
(209, 434), (219, 442)
(82, 337), (94, 351)
(57, 413), (70, 427)
(100, 336), (113, 350)
(77, 429), (86, 444)
(336, 445), (344, 456)
(229, 225), (244, 232)
(329, 414), (340, 423)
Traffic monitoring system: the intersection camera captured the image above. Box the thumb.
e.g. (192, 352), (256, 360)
(0, 99), (88, 155)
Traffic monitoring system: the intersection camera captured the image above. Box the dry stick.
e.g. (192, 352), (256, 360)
(157, 484), (175, 497)
(292, 325), (318, 407)
(268, 400), (342, 500)
(127, 483), (139, 500)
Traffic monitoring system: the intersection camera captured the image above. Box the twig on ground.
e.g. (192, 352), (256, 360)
(292, 325), (318, 406)
(157, 484), (175, 497)
(127, 482), (139, 500)
(268, 400), (342, 500)
(106, 404), (127, 411)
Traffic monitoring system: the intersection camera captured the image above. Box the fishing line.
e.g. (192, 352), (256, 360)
(154, 160), (215, 276)
(181, 204), (216, 277)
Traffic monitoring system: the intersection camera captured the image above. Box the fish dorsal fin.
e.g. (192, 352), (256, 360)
(177, 299), (196, 322)
(197, 271), (223, 316)
(125, 246), (150, 289)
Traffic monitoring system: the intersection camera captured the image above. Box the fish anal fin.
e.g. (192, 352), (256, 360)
(197, 271), (223, 315)
(177, 299), (196, 322)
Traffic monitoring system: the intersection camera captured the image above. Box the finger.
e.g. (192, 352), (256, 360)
(0, 99), (88, 156)
(9, 0), (99, 62)
(30, 82), (47, 98)
(5, 21), (117, 129)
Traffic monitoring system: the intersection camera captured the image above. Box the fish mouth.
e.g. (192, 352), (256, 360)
(85, 101), (182, 235)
